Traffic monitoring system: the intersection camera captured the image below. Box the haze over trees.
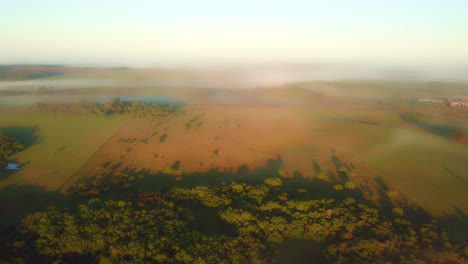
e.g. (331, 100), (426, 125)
(30, 98), (178, 117)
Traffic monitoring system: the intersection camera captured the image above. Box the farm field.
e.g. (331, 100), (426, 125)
(0, 110), (127, 189)
(65, 96), (468, 214)
(3, 2), (468, 261)
(0, 87), (467, 217)
(0, 76), (467, 262)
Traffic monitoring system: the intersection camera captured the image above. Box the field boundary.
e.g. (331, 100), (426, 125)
(56, 112), (180, 193)
(55, 119), (130, 193)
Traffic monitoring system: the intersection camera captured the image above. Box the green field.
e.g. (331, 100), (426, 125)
(0, 110), (127, 188)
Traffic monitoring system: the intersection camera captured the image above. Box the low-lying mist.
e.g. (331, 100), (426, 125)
(0, 64), (467, 107)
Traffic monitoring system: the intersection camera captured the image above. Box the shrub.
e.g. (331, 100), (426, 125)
(334, 184), (344, 191)
(317, 171), (326, 179)
(392, 207), (404, 216)
(344, 181), (356, 189)
(160, 133), (168, 142)
(264, 178), (283, 187)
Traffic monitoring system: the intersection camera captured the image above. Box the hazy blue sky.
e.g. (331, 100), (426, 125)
(1, 0), (467, 66)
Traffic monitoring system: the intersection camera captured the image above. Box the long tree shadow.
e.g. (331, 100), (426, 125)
(0, 126), (42, 149)
(113, 156), (286, 192)
(96, 157), (409, 215)
(313, 160), (321, 174)
(0, 184), (66, 230)
(438, 206), (468, 243)
(441, 165), (468, 185)
(1, 156), (468, 263)
(0, 184), (67, 262)
(400, 113), (462, 139)
(373, 175), (434, 225)
(331, 154), (342, 168)
(73, 157), (466, 248)
(102, 158), (446, 229)
(330, 154), (349, 182)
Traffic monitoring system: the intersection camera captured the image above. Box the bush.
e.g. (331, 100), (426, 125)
(264, 178), (283, 187)
(392, 207), (404, 216)
(344, 181), (356, 189)
(334, 184), (344, 191)
(317, 172), (326, 179)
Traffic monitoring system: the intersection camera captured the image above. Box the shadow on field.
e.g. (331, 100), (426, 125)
(96, 155), (440, 225)
(441, 165), (468, 185)
(374, 175), (432, 225)
(59, 154), (468, 260)
(438, 206), (468, 243)
(400, 113), (459, 139)
(126, 157), (285, 191)
(1, 154), (467, 256)
(0, 184), (68, 262)
(0, 184), (65, 229)
(0, 126), (42, 148)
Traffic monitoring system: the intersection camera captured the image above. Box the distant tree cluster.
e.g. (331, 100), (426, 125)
(31, 97), (178, 117)
(2, 171), (466, 263)
(450, 130), (468, 143)
(0, 133), (23, 165)
(400, 112), (432, 123)
(31, 100), (102, 116)
(103, 97), (125, 115)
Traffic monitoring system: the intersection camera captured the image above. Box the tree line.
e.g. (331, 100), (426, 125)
(30, 97), (178, 117)
(450, 129), (468, 143)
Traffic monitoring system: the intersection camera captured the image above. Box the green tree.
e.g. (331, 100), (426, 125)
(0, 133), (24, 165)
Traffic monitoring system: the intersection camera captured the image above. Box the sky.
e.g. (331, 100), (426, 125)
(1, 0), (468, 67)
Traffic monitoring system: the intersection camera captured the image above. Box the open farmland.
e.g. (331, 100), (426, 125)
(0, 110), (127, 189)
(0, 75), (467, 262)
(62, 91), (468, 215)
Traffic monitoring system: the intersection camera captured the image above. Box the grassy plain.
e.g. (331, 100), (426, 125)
(0, 75), (467, 225)
(0, 110), (127, 188)
(68, 97), (467, 214)
(0, 109), (127, 226)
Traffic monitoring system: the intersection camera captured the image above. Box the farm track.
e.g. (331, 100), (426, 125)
(55, 120), (130, 193)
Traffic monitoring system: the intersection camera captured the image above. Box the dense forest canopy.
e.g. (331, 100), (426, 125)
(1, 169), (466, 263)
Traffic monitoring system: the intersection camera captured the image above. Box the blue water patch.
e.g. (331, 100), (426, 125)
(6, 163), (21, 170)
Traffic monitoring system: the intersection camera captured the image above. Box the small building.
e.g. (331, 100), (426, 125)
(448, 98), (468, 107)
(5, 163), (21, 170)
(450, 101), (468, 107)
